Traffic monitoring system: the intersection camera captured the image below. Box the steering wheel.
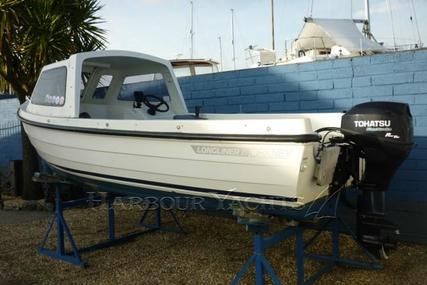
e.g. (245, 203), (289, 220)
(133, 91), (169, 115)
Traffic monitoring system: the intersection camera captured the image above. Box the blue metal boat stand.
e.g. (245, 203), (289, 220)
(33, 173), (184, 267)
(0, 193), (4, 210)
(139, 203), (186, 233)
(231, 216), (383, 285)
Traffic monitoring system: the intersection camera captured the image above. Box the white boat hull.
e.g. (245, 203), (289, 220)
(23, 122), (330, 208)
(18, 50), (343, 210)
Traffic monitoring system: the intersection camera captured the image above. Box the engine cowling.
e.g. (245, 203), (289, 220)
(339, 101), (414, 257)
(341, 101), (413, 192)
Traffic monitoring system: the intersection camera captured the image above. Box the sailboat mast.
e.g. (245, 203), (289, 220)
(218, 36), (223, 71)
(231, 8), (236, 70)
(190, 1), (194, 59)
(364, 0), (371, 39)
(271, 0), (275, 50)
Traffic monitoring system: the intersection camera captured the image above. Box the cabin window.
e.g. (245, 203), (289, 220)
(118, 73), (170, 101)
(93, 75), (113, 99)
(31, 67), (67, 106)
(173, 67), (192, 78)
(194, 65), (217, 75)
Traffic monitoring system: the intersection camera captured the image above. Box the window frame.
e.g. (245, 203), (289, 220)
(30, 66), (68, 107)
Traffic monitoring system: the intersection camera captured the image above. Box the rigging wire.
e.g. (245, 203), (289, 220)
(409, 0), (422, 47)
(386, 0), (397, 50)
(407, 0), (417, 46)
(309, 0), (314, 17)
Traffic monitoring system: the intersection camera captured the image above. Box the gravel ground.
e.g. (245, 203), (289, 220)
(0, 200), (427, 285)
(0, 210), (50, 225)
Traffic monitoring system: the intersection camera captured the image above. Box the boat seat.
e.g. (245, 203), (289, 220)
(173, 114), (206, 120)
(79, 112), (91, 118)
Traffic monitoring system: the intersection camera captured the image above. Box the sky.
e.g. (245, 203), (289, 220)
(98, 0), (427, 70)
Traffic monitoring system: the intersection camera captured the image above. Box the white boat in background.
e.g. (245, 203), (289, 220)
(18, 50), (412, 214)
(248, 17), (386, 67)
(248, 0), (423, 67)
(282, 17), (385, 64)
(170, 58), (219, 77)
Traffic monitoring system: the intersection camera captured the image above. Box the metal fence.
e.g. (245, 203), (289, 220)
(0, 121), (21, 141)
(0, 121), (22, 167)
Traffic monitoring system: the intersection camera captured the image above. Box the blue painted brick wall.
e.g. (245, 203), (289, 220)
(1, 51), (427, 241)
(2, 50), (427, 214)
(178, 49), (427, 210)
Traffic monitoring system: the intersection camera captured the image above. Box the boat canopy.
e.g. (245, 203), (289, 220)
(292, 18), (385, 53)
(26, 50), (188, 118)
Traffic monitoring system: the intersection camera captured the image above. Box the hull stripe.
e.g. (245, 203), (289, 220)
(52, 164), (298, 202)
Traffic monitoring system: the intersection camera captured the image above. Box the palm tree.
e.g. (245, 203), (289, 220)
(0, 0), (106, 102)
(0, 76), (11, 94)
(0, 0), (107, 199)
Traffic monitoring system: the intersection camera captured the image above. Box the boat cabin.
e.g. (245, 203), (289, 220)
(26, 50), (188, 120)
(25, 50), (345, 133)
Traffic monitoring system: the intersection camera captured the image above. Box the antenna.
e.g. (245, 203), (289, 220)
(271, 0), (275, 50)
(218, 36), (223, 71)
(231, 8), (236, 70)
(190, 1), (195, 59)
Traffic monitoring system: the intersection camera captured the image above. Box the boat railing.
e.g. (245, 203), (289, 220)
(383, 43), (424, 51)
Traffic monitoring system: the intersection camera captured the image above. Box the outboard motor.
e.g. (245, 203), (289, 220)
(340, 102), (413, 256)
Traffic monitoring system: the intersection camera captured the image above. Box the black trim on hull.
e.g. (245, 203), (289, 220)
(52, 164), (298, 202)
(18, 111), (320, 143)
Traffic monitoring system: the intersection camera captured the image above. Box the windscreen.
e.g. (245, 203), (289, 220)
(31, 67), (67, 106)
(118, 73), (170, 101)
